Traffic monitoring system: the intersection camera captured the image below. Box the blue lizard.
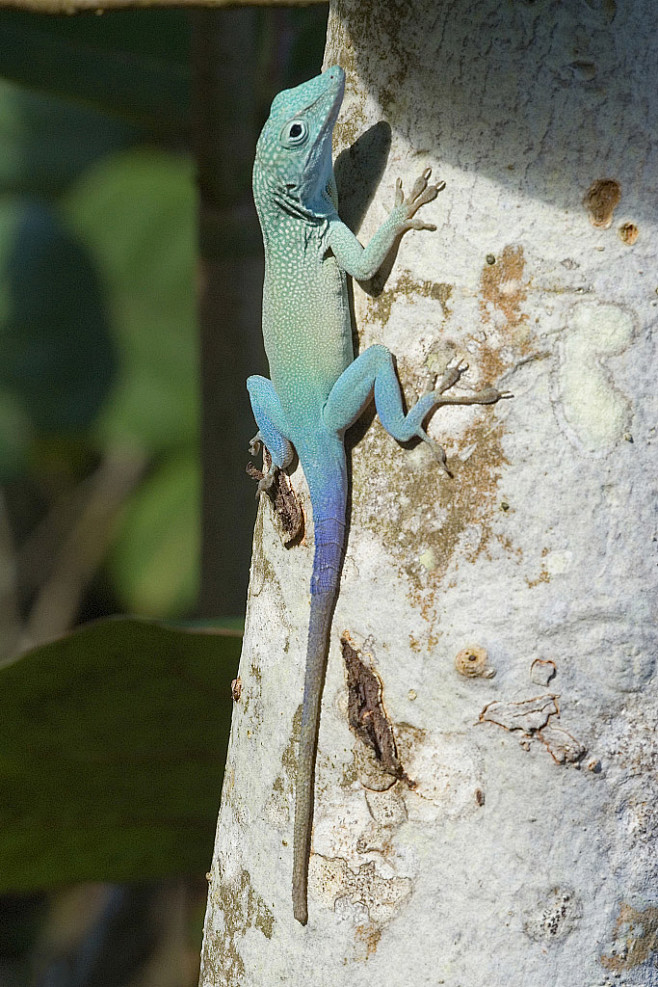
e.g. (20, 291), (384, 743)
(248, 65), (508, 925)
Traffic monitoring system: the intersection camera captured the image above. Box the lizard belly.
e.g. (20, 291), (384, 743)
(263, 247), (352, 418)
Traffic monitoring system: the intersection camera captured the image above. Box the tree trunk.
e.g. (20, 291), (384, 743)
(199, 1), (658, 983)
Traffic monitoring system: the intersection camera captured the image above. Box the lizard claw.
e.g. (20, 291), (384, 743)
(472, 386), (513, 405)
(435, 359), (469, 394)
(249, 432), (263, 457)
(407, 219), (437, 231)
(255, 467), (278, 499)
(410, 167), (432, 201)
(413, 185), (440, 210)
(417, 427), (452, 477)
(248, 432), (282, 497)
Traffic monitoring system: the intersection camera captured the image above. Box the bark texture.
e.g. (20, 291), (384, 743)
(199, 1), (658, 983)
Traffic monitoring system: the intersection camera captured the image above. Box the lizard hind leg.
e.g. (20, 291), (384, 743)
(323, 343), (438, 443)
(247, 375), (294, 493)
(323, 345), (509, 468)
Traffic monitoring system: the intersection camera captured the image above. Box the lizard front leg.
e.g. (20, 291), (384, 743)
(326, 169), (444, 282)
(246, 375), (294, 494)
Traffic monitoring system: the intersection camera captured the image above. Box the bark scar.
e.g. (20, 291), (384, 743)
(247, 447), (304, 546)
(478, 694), (586, 765)
(341, 634), (412, 785)
(583, 177), (621, 228)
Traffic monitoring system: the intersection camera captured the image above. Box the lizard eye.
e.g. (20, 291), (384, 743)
(281, 120), (308, 147)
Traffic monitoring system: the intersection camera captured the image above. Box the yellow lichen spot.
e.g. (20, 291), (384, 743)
(418, 548), (436, 571)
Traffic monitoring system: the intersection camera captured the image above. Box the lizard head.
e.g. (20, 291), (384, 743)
(254, 66), (345, 218)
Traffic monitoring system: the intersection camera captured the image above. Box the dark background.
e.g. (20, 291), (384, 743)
(0, 7), (327, 985)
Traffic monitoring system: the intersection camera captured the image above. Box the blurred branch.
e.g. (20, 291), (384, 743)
(0, 489), (21, 662)
(0, 0), (326, 12)
(18, 472), (104, 596)
(20, 447), (146, 652)
(192, 8), (263, 618)
(32, 881), (201, 987)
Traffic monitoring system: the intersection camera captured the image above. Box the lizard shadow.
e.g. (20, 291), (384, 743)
(335, 122), (422, 473)
(335, 121), (392, 241)
(334, 124), (391, 496)
(335, 121), (403, 308)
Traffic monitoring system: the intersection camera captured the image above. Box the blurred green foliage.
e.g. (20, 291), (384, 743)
(0, 198), (116, 431)
(0, 6), (328, 982)
(63, 149), (199, 615)
(0, 9), (191, 138)
(0, 6), (328, 622)
(63, 149), (197, 455)
(109, 450), (200, 616)
(0, 617), (239, 892)
(0, 10), (199, 617)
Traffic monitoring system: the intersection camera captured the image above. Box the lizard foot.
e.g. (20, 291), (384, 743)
(247, 434), (281, 498)
(394, 167), (446, 232)
(417, 428), (452, 477)
(248, 431), (263, 457)
(435, 359), (469, 395)
(420, 359), (468, 399)
(255, 466), (279, 499)
(466, 386), (514, 404)
(432, 379), (513, 408)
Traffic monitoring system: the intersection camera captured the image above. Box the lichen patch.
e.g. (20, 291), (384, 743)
(479, 244), (530, 354)
(201, 868), (274, 987)
(368, 273), (454, 325)
(552, 301), (634, 454)
(310, 855), (412, 926)
(523, 886), (583, 943)
(601, 902), (658, 973)
(478, 693), (586, 766)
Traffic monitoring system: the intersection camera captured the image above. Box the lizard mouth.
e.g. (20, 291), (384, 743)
(309, 67), (345, 143)
(301, 67), (344, 123)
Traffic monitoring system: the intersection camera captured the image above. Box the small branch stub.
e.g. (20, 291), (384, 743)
(454, 645), (496, 678)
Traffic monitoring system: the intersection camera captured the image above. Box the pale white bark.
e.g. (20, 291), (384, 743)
(200, 1), (658, 983)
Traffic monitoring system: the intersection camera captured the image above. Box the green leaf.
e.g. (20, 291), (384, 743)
(0, 390), (31, 481)
(0, 197), (117, 431)
(110, 452), (200, 617)
(63, 148), (198, 452)
(0, 78), (138, 198)
(0, 617), (240, 893)
(0, 10), (190, 137)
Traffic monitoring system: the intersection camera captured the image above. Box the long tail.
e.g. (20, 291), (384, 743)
(292, 477), (346, 925)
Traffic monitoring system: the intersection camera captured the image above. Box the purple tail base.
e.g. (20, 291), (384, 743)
(292, 499), (346, 924)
